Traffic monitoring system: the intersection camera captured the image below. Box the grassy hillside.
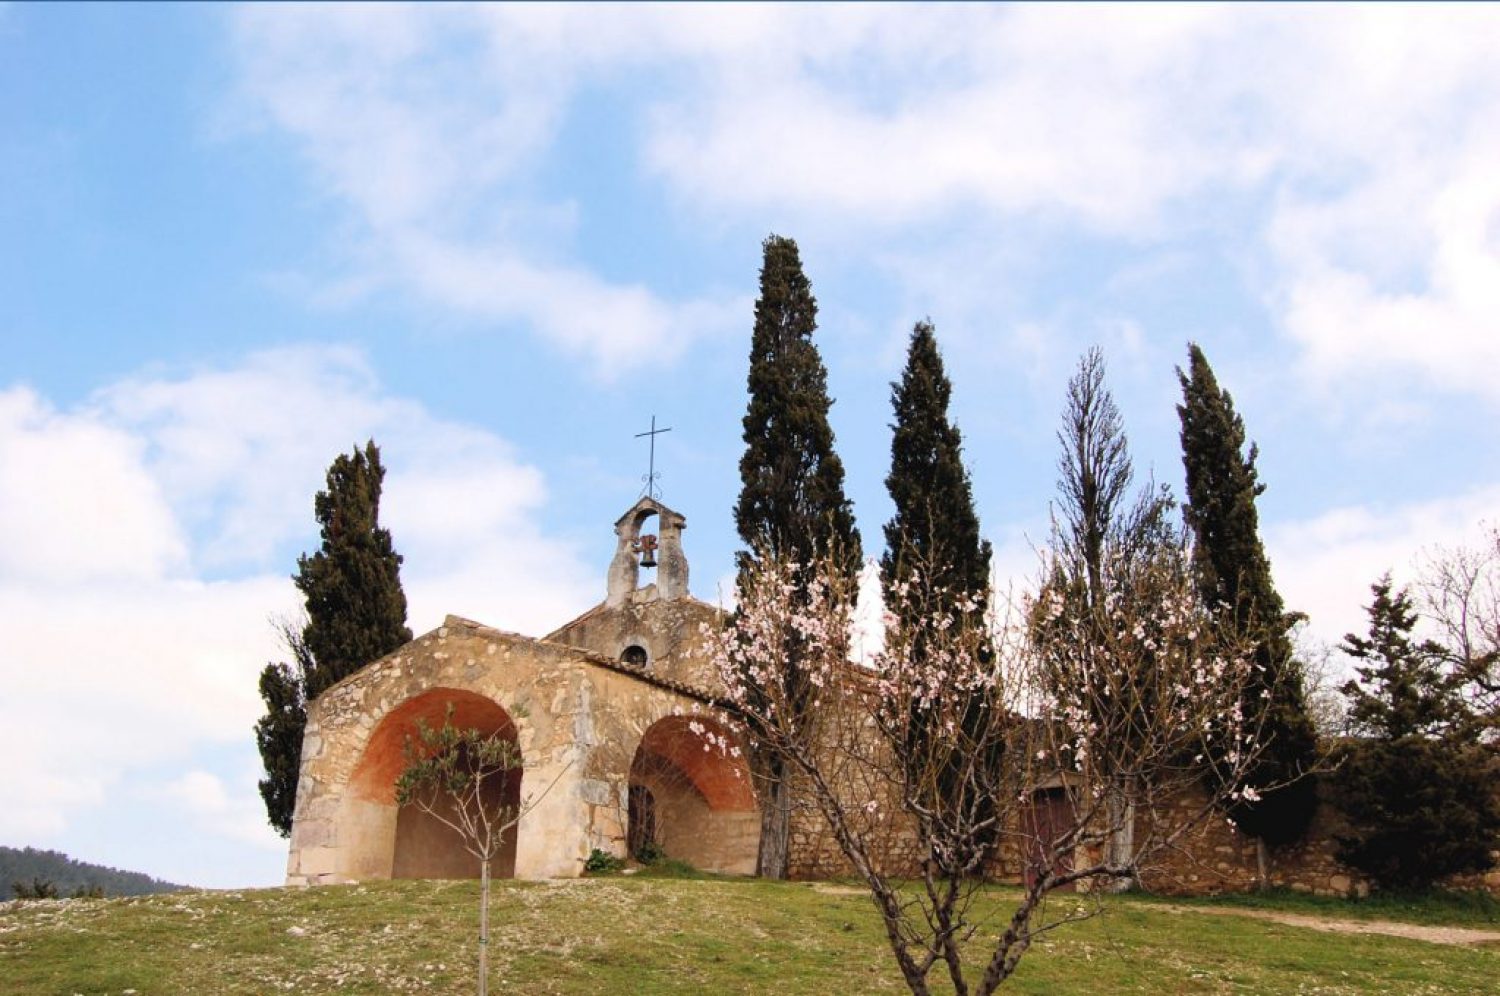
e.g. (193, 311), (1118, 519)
(1, 846), (182, 898)
(2, 877), (1496, 994)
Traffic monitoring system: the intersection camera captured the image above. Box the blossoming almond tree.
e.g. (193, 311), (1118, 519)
(704, 548), (1276, 996)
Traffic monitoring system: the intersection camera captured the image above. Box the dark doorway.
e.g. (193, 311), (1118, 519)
(1023, 787), (1075, 891)
(628, 784), (657, 860)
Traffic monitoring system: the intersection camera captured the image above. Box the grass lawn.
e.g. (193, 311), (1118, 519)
(1, 876), (1495, 994)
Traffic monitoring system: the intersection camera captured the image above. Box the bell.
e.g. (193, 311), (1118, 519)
(637, 533), (659, 569)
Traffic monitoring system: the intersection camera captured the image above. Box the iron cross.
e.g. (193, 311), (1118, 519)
(635, 415), (672, 500)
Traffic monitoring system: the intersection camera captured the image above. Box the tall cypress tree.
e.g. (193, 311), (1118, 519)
(1177, 343), (1318, 847)
(296, 440), (413, 698)
(734, 234), (861, 879)
(881, 319), (991, 620)
(735, 234), (861, 579)
(255, 441), (413, 835)
(882, 320), (993, 870)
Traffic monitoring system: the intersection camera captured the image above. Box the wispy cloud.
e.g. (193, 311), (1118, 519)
(229, 4), (738, 378)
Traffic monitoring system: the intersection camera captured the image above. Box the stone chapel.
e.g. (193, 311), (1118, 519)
(281, 495), (1471, 898)
(283, 496), (762, 885)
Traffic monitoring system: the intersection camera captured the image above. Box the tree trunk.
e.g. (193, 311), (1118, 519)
(1105, 784), (1136, 893)
(478, 858), (490, 996)
(757, 773), (791, 879)
(1254, 836), (1269, 891)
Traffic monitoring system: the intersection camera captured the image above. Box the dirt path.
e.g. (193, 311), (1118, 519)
(806, 885), (1500, 947)
(1158, 903), (1500, 947)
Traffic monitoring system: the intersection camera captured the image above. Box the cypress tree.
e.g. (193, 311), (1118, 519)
(734, 234), (861, 879)
(1329, 577), (1500, 889)
(735, 235), (861, 579)
(255, 441), (412, 835)
(254, 658), (305, 837)
(296, 440), (413, 699)
(881, 319), (991, 620)
(1177, 343), (1318, 846)
(881, 319), (993, 870)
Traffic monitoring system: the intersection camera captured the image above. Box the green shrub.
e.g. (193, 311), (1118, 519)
(1327, 737), (1500, 890)
(583, 849), (624, 875)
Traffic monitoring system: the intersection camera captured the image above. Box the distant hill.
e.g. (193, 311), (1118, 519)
(1, 846), (184, 898)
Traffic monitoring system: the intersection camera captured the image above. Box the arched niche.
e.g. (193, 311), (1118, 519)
(627, 715), (758, 874)
(347, 687), (522, 880)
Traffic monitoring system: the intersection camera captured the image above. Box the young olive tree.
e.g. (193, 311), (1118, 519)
(703, 547), (1271, 996)
(396, 710), (564, 996)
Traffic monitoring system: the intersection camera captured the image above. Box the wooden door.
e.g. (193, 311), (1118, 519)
(1023, 787), (1075, 892)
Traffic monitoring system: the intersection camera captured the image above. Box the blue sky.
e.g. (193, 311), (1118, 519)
(4, 4), (1499, 888)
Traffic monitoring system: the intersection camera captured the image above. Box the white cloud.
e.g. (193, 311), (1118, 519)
(638, 6), (1500, 405)
(229, 4), (738, 378)
(1266, 484), (1500, 654)
(0, 347), (594, 868)
(0, 573), (295, 844)
(0, 388), (187, 582)
(154, 770), (286, 852)
(226, 5), (1500, 399)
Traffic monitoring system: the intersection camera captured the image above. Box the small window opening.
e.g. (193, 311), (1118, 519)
(622, 644), (649, 667)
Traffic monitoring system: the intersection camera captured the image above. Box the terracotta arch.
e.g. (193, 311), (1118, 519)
(348, 687), (522, 879)
(628, 714), (758, 874)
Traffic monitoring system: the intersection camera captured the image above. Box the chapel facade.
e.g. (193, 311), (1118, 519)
(283, 496), (761, 885)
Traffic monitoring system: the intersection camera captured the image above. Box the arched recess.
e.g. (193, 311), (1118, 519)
(348, 687), (522, 880)
(628, 715), (759, 874)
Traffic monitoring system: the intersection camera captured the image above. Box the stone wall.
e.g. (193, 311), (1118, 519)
(787, 771), (1500, 898)
(1137, 786), (1500, 898)
(546, 594), (725, 696)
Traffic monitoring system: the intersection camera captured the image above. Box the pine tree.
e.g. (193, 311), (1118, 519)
(255, 441), (412, 835)
(734, 234), (861, 879)
(881, 319), (991, 622)
(1329, 576), (1500, 889)
(1341, 576), (1475, 742)
(1177, 343), (1318, 847)
(881, 319), (993, 871)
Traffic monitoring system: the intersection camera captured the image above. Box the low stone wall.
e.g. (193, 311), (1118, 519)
(1139, 787), (1500, 898)
(787, 777), (1500, 898)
